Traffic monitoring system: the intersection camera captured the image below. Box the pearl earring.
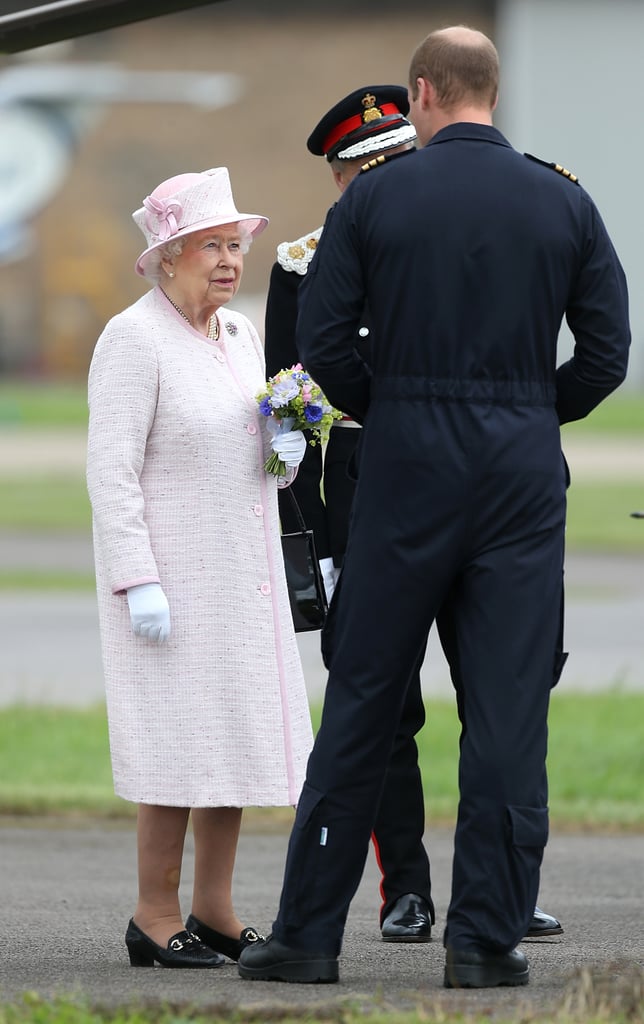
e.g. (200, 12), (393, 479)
(168, 272), (175, 278)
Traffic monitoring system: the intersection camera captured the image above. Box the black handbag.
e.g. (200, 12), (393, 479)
(280, 488), (328, 632)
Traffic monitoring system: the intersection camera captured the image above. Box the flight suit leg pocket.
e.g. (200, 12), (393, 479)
(281, 782), (330, 929)
(506, 805), (549, 849)
(294, 781), (325, 829)
(505, 804), (549, 920)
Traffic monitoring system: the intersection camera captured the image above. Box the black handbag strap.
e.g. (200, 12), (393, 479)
(284, 486), (308, 533)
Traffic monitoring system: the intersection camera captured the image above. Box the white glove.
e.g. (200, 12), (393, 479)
(270, 428), (307, 468)
(319, 557), (338, 603)
(126, 583), (171, 642)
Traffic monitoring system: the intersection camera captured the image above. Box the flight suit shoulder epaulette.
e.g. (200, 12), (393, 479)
(359, 147), (414, 175)
(524, 152), (580, 185)
(276, 226), (324, 275)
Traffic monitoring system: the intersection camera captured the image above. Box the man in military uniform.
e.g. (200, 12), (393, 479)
(265, 85), (417, 596)
(264, 84), (561, 947)
(241, 26), (630, 987)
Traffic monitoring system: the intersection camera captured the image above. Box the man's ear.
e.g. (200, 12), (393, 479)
(419, 76), (435, 110)
(332, 167), (347, 193)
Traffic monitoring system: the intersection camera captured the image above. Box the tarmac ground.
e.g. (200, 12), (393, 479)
(0, 822), (643, 1017)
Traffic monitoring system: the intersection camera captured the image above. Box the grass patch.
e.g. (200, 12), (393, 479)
(2, 378), (642, 432)
(547, 690), (644, 828)
(0, 571), (95, 591)
(1, 694), (642, 828)
(0, 705), (127, 819)
(1, 476), (644, 556)
(410, 690), (644, 830)
(0, 380), (88, 428)
(1, 972), (643, 1024)
(0, 476), (91, 531)
(565, 482), (644, 551)
(0, 387), (643, 553)
(561, 394), (644, 435)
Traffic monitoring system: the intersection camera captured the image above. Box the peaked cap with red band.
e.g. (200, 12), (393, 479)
(307, 84), (416, 162)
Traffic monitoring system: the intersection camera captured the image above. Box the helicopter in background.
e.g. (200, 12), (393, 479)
(0, 0), (237, 262)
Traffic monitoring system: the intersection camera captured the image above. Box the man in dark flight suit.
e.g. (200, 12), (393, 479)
(239, 6), (631, 966)
(265, 84), (563, 946)
(240, 27), (630, 986)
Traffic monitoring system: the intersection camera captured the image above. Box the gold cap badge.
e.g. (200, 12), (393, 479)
(362, 92), (382, 124)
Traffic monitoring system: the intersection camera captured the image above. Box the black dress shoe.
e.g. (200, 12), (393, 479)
(526, 906), (563, 937)
(238, 934), (339, 983)
(445, 946), (529, 988)
(185, 913), (264, 962)
(381, 893), (432, 942)
(125, 918), (225, 968)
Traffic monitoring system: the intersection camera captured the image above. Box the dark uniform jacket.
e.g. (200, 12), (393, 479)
(297, 122), (629, 429)
(285, 123), (630, 951)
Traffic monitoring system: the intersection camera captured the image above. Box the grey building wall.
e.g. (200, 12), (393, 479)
(495, 0), (643, 387)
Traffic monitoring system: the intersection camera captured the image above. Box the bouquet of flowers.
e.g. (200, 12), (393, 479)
(256, 363), (342, 476)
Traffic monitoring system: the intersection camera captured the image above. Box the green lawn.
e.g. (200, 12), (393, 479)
(0, 381), (642, 572)
(0, 693), (642, 828)
(560, 394), (644, 435)
(2, 992), (639, 1024)
(566, 481), (644, 551)
(0, 379), (641, 433)
(0, 476), (91, 531)
(0, 380), (88, 427)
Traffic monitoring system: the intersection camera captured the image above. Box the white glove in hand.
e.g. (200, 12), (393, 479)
(127, 583), (171, 642)
(319, 557), (337, 603)
(270, 428), (307, 468)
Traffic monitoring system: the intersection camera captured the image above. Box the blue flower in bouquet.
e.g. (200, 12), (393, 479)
(255, 363), (342, 476)
(304, 404), (323, 424)
(270, 378), (300, 407)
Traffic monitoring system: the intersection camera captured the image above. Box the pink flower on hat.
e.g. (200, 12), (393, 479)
(142, 195), (184, 241)
(132, 167), (269, 277)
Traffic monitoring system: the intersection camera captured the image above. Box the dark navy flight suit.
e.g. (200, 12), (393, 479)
(270, 122), (630, 956)
(265, 255), (433, 926)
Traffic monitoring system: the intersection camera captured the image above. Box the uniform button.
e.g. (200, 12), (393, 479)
(216, 351), (226, 363)
(246, 423), (257, 435)
(253, 504), (264, 516)
(358, 326), (370, 337)
(260, 582), (271, 596)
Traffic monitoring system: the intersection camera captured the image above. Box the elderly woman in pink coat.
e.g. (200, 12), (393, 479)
(86, 168), (313, 969)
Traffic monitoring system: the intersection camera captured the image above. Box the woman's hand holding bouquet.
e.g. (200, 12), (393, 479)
(256, 364), (341, 477)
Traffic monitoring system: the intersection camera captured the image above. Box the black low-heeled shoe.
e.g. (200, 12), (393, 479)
(125, 918), (226, 968)
(185, 913), (264, 962)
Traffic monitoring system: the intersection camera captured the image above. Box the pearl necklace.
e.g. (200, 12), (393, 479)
(161, 289), (219, 341)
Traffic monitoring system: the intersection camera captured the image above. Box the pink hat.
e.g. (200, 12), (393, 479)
(132, 167), (269, 276)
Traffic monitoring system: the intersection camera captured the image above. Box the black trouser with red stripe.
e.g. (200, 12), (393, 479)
(371, 649), (434, 924)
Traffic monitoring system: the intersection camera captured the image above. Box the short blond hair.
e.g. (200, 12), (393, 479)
(409, 26), (499, 111)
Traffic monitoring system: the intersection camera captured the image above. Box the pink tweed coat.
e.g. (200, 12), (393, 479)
(87, 286), (313, 807)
